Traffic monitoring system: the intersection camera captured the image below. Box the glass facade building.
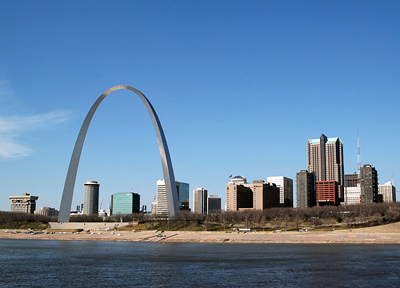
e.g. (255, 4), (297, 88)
(111, 192), (140, 215)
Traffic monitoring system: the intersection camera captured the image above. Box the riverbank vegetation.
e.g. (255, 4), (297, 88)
(1, 202), (400, 231)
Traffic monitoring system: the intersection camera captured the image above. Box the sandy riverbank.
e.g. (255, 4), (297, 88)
(2, 222), (400, 244)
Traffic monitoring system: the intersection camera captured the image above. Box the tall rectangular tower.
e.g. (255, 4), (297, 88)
(193, 188), (208, 214)
(296, 170), (316, 208)
(307, 134), (344, 200)
(360, 164), (378, 203)
(157, 180), (189, 215)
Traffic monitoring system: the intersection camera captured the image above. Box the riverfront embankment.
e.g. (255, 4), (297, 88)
(2, 221), (400, 244)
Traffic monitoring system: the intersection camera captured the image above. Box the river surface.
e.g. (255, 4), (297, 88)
(0, 239), (399, 287)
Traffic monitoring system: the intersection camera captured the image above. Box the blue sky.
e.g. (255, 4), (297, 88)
(1, 1), (399, 212)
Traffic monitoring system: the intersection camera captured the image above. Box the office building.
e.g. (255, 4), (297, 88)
(307, 134), (344, 200)
(296, 170), (316, 208)
(111, 192), (140, 215)
(345, 173), (359, 188)
(34, 207), (59, 217)
(193, 188), (208, 214)
(84, 181), (99, 215)
(226, 176), (253, 211)
(176, 181), (190, 210)
(267, 176), (293, 207)
(344, 187), (361, 205)
(316, 181), (339, 206)
(379, 181), (396, 203)
(251, 180), (280, 210)
(360, 164), (378, 203)
(157, 180), (189, 215)
(9, 193), (38, 214)
(226, 176), (280, 211)
(207, 195), (221, 214)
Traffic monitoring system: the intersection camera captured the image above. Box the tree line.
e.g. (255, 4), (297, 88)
(1, 202), (400, 230)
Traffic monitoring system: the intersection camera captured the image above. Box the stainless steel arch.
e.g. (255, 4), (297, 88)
(58, 85), (180, 222)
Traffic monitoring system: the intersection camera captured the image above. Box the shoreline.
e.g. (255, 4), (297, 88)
(2, 221), (400, 244)
(2, 229), (400, 244)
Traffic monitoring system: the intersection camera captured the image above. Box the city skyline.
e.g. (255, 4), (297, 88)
(0, 1), (399, 211)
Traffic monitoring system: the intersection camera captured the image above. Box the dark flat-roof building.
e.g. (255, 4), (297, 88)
(360, 164), (378, 203)
(345, 173), (358, 188)
(207, 195), (221, 214)
(296, 170), (316, 208)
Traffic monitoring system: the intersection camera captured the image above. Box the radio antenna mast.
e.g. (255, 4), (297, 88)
(357, 129), (361, 182)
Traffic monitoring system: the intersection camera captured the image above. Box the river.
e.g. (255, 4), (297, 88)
(1, 239), (399, 287)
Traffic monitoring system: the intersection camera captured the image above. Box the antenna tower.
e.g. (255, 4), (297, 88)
(357, 129), (361, 178)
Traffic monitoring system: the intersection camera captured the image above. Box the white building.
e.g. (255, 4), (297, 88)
(156, 180), (168, 216)
(344, 186), (361, 205)
(267, 176), (293, 207)
(193, 188), (208, 214)
(379, 181), (396, 203)
(34, 206), (59, 217)
(151, 197), (158, 215)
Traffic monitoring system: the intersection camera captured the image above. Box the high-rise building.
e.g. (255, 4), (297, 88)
(267, 176), (293, 207)
(226, 176), (280, 211)
(296, 170), (316, 208)
(316, 181), (339, 206)
(157, 180), (189, 215)
(176, 182), (190, 210)
(193, 188), (208, 214)
(360, 164), (378, 203)
(307, 134), (344, 200)
(207, 195), (221, 214)
(345, 173), (358, 188)
(9, 193), (38, 214)
(111, 192), (140, 215)
(84, 181), (99, 215)
(378, 181), (396, 203)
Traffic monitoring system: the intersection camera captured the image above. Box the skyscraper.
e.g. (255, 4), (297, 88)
(296, 170), (316, 208)
(193, 188), (208, 214)
(267, 176), (293, 207)
(84, 181), (99, 215)
(360, 164), (378, 203)
(157, 180), (189, 215)
(176, 182), (190, 210)
(307, 134), (344, 200)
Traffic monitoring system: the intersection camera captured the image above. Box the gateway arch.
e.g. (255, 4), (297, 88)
(58, 85), (179, 222)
